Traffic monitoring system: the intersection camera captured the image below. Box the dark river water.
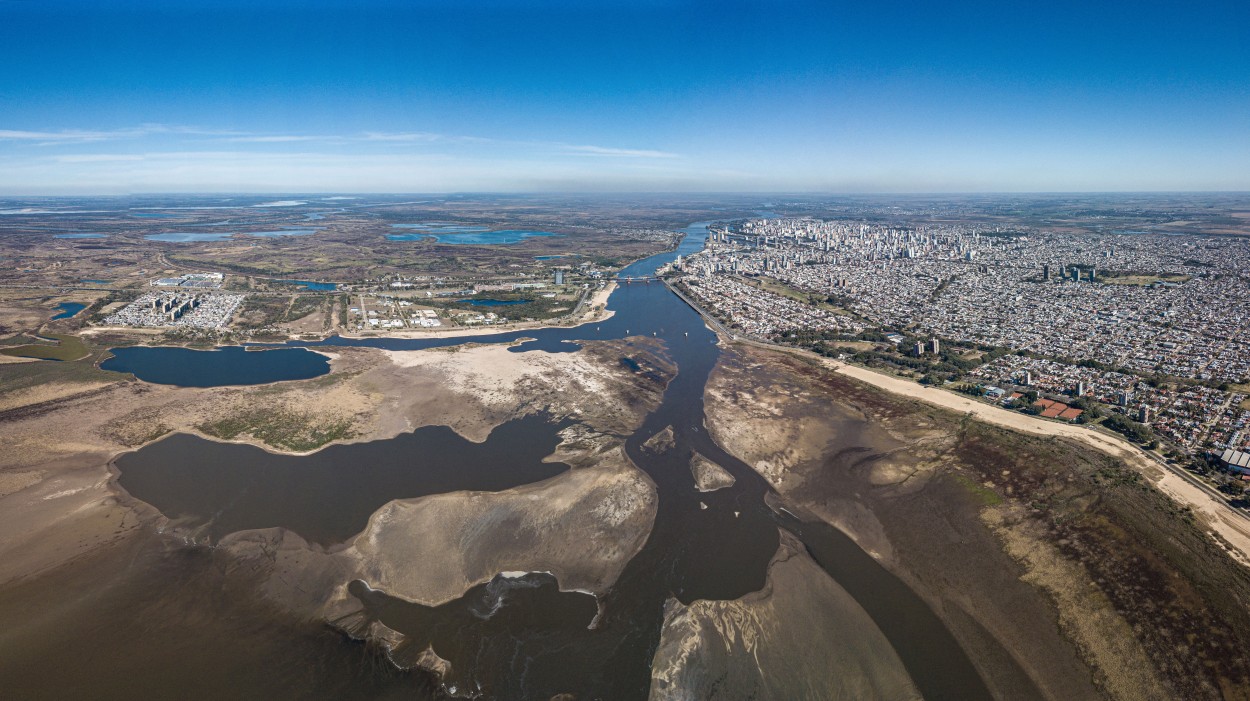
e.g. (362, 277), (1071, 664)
(102, 345), (330, 386)
(103, 221), (995, 700)
(50, 301), (87, 320)
(115, 415), (571, 546)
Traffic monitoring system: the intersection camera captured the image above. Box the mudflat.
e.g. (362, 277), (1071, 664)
(0, 335), (673, 584)
(703, 343), (1250, 700)
(4, 269), (1250, 699)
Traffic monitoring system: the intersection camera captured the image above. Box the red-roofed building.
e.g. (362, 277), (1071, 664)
(1033, 398), (1083, 420)
(1041, 403), (1066, 418)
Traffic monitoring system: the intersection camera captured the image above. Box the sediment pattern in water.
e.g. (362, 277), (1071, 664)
(113, 224), (1002, 699)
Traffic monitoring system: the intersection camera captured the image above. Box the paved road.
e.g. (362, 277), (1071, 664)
(662, 279), (733, 337)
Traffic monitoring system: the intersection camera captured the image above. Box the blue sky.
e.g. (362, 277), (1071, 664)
(1, 0), (1247, 193)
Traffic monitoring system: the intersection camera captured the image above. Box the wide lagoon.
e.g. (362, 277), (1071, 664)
(115, 415), (569, 545)
(244, 228), (320, 237)
(144, 232), (234, 242)
(102, 346), (331, 386)
(388, 223), (562, 245)
(468, 299), (526, 307)
(277, 279), (337, 290)
(51, 302), (86, 320)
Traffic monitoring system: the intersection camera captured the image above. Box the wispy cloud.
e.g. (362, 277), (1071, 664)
(54, 154), (146, 162)
(0, 124), (246, 144)
(0, 124), (695, 193)
(0, 128), (143, 143)
(0, 147), (718, 194)
(0, 125), (682, 161)
(359, 131), (495, 144)
(223, 134), (339, 143)
(561, 144), (679, 158)
(359, 131), (446, 142)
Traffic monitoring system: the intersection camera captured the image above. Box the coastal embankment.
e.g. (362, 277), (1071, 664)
(824, 357), (1250, 563)
(705, 343), (1250, 699)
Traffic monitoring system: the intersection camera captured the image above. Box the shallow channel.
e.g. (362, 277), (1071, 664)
(109, 221), (998, 699)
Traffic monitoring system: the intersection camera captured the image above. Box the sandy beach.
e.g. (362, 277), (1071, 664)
(715, 334), (1250, 565)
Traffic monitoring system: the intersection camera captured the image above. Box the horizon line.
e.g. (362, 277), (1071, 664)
(3, 189), (1249, 198)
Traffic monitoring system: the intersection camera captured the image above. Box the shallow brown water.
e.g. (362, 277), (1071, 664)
(0, 533), (430, 701)
(23, 226), (1008, 699)
(114, 415), (570, 545)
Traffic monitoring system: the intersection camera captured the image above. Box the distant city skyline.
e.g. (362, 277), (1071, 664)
(2, 0), (1247, 194)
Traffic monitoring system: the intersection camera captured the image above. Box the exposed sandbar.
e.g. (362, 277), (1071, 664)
(688, 452), (735, 492)
(650, 532), (920, 701)
(348, 443), (656, 606)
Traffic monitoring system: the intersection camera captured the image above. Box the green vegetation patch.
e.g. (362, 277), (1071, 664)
(951, 473), (1003, 506)
(233, 296), (291, 330)
(1102, 412), (1154, 444)
(946, 419), (1250, 695)
(285, 294), (326, 321)
(0, 333), (90, 361)
(1228, 383), (1250, 409)
(0, 359), (126, 403)
(197, 407), (358, 452)
(86, 290), (141, 323)
(0, 333), (46, 348)
(427, 292), (574, 321)
(748, 276), (857, 315)
(99, 407), (172, 447)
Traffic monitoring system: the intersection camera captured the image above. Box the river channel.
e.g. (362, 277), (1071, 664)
(109, 221), (994, 699)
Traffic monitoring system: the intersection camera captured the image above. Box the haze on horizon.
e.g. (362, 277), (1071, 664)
(1, 0), (1247, 195)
